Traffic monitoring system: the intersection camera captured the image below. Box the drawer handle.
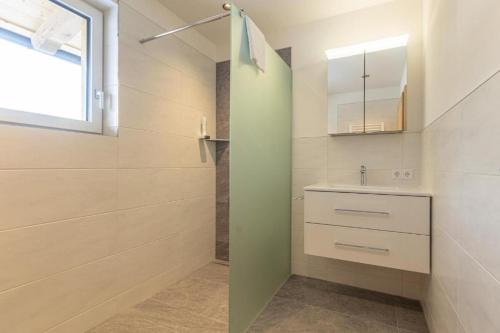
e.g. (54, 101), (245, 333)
(334, 242), (390, 253)
(334, 208), (390, 216)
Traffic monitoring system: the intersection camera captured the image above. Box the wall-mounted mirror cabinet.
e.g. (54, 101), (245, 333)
(327, 36), (408, 136)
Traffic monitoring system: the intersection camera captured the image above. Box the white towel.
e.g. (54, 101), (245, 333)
(244, 16), (266, 72)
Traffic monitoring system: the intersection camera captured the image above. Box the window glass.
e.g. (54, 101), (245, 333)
(0, 0), (103, 133)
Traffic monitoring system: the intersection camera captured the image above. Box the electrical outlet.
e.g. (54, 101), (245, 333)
(392, 169), (402, 179)
(402, 169), (414, 180)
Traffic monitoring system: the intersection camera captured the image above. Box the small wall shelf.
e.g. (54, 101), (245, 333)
(207, 139), (230, 142)
(200, 137), (230, 143)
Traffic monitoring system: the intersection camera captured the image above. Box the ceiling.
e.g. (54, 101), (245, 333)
(159, 0), (395, 47)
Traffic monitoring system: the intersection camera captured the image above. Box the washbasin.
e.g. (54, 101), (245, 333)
(304, 184), (431, 197)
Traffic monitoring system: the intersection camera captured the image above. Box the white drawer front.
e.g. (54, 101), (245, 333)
(304, 191), (430, 235)
(304, 223), (430, 274)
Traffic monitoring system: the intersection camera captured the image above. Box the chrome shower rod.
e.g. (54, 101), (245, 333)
(140, 11), (230, 44)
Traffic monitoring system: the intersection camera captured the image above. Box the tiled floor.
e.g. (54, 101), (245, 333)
(87, 266), (428, 333)
(249, 275), (429, 333)
(87, 263), (229, 333)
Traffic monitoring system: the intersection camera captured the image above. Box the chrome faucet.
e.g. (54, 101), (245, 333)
(360, 165), (367, 186)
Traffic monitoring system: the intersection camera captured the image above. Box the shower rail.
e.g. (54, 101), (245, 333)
(139, 3), (241, 44)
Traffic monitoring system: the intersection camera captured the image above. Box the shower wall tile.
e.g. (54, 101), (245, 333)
(0, 213), (118, 293)
(216, 143), (230, 203)
(0, 169), (118, 231)
(0, 237), (181, 333)
(0, 124), (117, 169)
(0, 1), (216, 331)
(216, 61), (230, 139)
(215, 60), (230, 261)
(117, 168), (185, 209)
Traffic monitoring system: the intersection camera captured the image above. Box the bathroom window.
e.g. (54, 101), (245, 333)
(0, 0), (103, 133)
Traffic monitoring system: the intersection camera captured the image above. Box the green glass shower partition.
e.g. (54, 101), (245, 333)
(229, 5), (292, 333)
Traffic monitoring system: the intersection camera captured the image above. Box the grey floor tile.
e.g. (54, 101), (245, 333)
(86, 312), (174, 333)
(276, 275), (398, 326)
(135, 299), (227, 332)
(152, 276), (228, 323)
(248, 296), (308, 332)
(251, 302), (398, 333)
(87, 263), (229, 333)
(191, 263), (229, 285)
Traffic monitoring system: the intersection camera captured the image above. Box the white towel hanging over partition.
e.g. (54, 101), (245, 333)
(244, 16), (267, 72)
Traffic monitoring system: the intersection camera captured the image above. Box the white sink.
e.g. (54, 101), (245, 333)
(304, 184), (431, 197)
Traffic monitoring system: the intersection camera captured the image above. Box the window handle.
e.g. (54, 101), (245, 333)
(95, 90), (105, 110)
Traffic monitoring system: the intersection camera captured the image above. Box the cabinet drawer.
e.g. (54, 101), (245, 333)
(304, 223), (430, 273)
(304, 191), (430, 235)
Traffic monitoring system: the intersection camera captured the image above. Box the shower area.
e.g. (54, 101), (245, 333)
(89, 2), (291, 333)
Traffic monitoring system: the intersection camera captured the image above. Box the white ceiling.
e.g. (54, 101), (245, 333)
(159, 0), (395, 47)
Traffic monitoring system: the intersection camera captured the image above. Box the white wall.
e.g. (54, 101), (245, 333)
(421, 0), (500, 332)
(0, 1), (216, 332)
(264, 0), (426, 299)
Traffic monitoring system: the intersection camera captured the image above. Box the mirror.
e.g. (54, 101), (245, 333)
(327, 38), (407, 135)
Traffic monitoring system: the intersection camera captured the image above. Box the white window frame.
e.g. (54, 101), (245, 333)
(0, 0), (104, 134)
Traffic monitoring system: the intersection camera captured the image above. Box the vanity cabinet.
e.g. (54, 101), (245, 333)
(304, 186), (431, 274)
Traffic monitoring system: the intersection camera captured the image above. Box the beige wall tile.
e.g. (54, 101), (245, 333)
(293, 137), (327, 169)
(117, 168), (184, 209)
(457, 251), (500, 333)
(117, 128), (188, 168)
(423, 0), (462, 126)
(457, 0), (500, 98)
(462, 174), (500, 281)
(424, 278), (459, 333)
(432, 227), (460, 307)
(432, 106), (463, 173)
(182, 168), (216, 198)
(0, 213), (117, 292)
(292, 168), (327, 197)
(119, 42), (183, 103)
(112, 202), (183, 252)
(0, 170), (117, 231)
(326, 168), (398, 187)
(293, 64), (328, 138)
(0, 237), (180, 333)
(461, 73), (500, 175)
(432, 172), (464, 241)
(119, 86), (187, 135)
(402, 132), (422, 170)
(327, 134), (403, 171)
(422, 2), (500, 329)
(0, 125), (117, 169)
(121, 0), (216, 61)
